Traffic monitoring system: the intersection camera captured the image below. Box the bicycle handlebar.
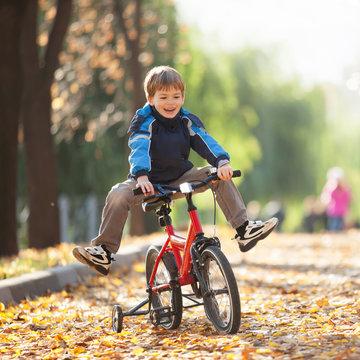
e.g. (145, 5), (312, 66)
(132, 169), (241, 203)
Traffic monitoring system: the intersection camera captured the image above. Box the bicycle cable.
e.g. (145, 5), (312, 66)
(211, 187), (217, 237)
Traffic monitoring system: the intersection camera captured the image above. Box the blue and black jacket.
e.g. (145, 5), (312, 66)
(128, 104), (230, 183)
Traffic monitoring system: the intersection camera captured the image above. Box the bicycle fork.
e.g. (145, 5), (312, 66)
(190, 236), (220, 298)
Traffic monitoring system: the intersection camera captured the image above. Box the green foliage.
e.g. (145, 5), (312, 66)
(27, 0), (359, 234)
(172, 34), (333, 231)
(52, 0), (180, 194)
(176, 50), (261, 175)
(56, 121), (128, 196)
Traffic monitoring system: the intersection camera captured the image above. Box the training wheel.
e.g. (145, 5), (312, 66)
(112, 305), (123, 333)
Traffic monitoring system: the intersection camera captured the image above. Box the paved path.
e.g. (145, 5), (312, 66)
(1, 230), (360, 359)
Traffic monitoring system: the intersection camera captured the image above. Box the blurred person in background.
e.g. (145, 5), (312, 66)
(321, 167), (352, 232)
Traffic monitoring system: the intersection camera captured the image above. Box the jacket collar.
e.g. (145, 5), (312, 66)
(150, 106), (182, 130)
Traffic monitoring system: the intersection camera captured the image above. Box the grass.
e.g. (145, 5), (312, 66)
(0, 243), (76, 280)
(0, 231), (164, 280)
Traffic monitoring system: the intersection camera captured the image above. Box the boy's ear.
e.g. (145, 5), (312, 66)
(146, 95), (153, 105)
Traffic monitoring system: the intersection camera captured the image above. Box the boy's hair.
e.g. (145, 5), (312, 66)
(144, 66), (185, 98)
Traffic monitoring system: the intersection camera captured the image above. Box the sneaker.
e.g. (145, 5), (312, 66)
(72, 245), (113, 276)
(236, 217), (279, 252)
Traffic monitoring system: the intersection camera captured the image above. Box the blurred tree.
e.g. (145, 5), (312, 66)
(176, 45), (261, 175)
(46, 0), (178, 237)
(113, 0), (145, 235)
(0, 1), (24, 256)
(20, 0), (72, 249)
(228, 49), (326, 202)
(175, 38), (328, 230)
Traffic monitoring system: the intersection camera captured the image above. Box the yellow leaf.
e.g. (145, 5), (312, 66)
(54, 334), (65, 342)
(119, 330), (132, 335)
(3, 312), (14, 319)
(256, 348), (271, 353)
(269, 341), (280, 347)
(316, 298), (329, 307)
(52, 348), (63, 354)
(133, 263), (146, 272)
(72, 347), (86, 355)
(133, 347), (145, 355)
(0, 302), (5, 311)
(223, 344), (237, 351)
(272, 331), (283, 336)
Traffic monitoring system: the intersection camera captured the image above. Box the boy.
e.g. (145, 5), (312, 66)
(73, 66), (278, 276)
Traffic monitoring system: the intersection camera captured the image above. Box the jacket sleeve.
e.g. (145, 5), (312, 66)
(186, 118), (230, 167)
(128, 120), (157, 179)
(127, 104), (154, 179)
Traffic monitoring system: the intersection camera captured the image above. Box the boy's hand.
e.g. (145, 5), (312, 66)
(136, 175), (155, 195)
(217, 163), (233, 181)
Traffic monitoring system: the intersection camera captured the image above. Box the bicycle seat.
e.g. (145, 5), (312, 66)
(142, 197), (170, 212)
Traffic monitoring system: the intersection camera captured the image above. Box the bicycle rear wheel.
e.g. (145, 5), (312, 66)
(200, 246), (241, 334)
(145, 246), (183, 329)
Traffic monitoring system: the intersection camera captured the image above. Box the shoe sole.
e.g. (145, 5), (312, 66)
(238, 219), (279, 253)
(72, 247), (110, 276)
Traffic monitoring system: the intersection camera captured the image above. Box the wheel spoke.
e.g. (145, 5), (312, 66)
(200, 246), (241, 334)
(145, 246), (183, 330)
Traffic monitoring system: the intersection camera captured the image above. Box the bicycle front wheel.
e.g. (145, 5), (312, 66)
(200, 246), (241, 334)
(145, 246), (183, 330)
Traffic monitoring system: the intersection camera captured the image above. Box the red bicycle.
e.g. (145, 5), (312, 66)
(112, 169), (242, 334)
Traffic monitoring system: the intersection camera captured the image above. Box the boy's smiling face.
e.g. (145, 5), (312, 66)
(147, 87), (184, 119)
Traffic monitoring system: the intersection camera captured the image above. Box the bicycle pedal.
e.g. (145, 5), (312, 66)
(153, 305), (172, 315)
(150, 306), (173, 326)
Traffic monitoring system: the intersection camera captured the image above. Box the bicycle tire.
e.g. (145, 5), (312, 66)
(111, 305), (123, 333)
(200, 246), (241, 334)
(145, 245), (183, 329)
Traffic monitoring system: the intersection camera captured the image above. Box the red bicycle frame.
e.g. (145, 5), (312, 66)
(148, 207), (203, 291)
(112, 169), (243, 334)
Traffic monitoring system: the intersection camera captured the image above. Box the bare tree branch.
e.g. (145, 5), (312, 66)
(20, 0), (38, 81)
(134, 0), (141, 48)
(113, 0), (130, 47)
(43, 0), (72, 85)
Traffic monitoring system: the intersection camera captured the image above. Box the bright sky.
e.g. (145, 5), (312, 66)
(174, 0), (360, 85)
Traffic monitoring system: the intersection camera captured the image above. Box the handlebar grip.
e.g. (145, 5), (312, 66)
(133, 187), (143, 196)
(142, 194), (158, 202)
(232, 170), (241, 178)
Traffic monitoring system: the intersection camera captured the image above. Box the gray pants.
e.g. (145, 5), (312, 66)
(91, 166), (247, 253)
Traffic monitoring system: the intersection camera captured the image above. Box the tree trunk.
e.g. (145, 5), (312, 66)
(20, 0), (72, 248)
(0, 1), (24, 256)
(114, 0), (145, 236)
(128, 22), (146, 237)
(22, 87), (61, 248)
